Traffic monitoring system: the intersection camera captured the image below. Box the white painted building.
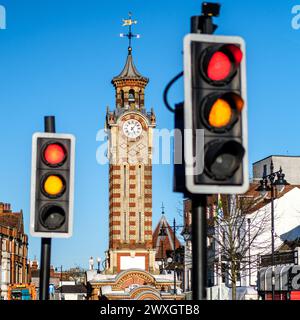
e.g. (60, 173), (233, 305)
(244, 186), (300, 287)
(253, 155), (300, 185)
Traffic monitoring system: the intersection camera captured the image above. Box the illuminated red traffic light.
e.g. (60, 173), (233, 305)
(204, 44), (243, 83)
(207, 51), (231, 81)
(43, 143), (66, 166)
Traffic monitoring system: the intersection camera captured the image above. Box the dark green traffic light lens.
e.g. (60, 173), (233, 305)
(40, 205), (66, 230)
(205, 140), (245, 181)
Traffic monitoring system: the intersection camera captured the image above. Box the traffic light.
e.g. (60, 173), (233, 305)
(183, 33), (248, 194)
(30, 132), (75, 238)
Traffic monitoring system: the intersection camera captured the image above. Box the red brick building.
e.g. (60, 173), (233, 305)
(0, 203), (29, 299)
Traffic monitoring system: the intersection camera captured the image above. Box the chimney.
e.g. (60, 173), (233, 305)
(31, 259), (39, 271)
(0, 203), (3, 213)
(50, 266), (55, 277)
(3, 203), (11, 212)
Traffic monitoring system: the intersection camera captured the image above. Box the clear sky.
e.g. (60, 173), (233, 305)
(0, 0), (299, 269)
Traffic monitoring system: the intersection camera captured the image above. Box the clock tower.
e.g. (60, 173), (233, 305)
(104, 44), (157, 275)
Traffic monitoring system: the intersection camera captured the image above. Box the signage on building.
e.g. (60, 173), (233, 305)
(289, 265), (300, 291)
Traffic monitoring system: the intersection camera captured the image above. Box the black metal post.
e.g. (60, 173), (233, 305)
(173, 218), (176, 299)
(191, 195), (207, 300)
(189, 4), (218, 301)
(247, 218), (251, 286)
(0, 235), (2, 299)
(270, 165), (275, 300)
(39, 116), (55, 300)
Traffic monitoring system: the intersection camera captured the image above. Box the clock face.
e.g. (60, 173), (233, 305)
(123, 119), (143, 138)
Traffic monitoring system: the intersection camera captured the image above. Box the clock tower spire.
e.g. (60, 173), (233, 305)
(104, 14), (157, 274)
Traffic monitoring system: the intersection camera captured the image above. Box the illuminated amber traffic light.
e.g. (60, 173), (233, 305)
(43, 175), (65, 197)
(203, 92), (244, 131)
(208, 99), (232, 128)
(30, 133), (75, 238)
(184, 34), (248, 194)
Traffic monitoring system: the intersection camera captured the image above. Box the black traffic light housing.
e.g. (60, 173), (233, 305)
(30, 132), (75, 238)
(183, 33), (248, 194)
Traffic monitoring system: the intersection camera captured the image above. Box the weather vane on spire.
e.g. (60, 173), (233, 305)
(120, 12), (140, 51)
(161, 202), (165, 215)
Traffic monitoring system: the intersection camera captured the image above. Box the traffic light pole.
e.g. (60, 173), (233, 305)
(191, 195), (207, 300)
(39, 116), (55, 300)
(189, 3), (219, 301)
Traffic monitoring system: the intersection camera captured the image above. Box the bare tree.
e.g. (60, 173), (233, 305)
(210, 194), (272, 300)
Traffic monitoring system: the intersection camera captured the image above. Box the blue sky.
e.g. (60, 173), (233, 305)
(0, 0), (299, 269)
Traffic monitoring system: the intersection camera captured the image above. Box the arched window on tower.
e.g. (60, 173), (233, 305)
(128, 89), (135, 104)
(139, 90), (143, 108)
(137, 165), (142, 197)
(123, 165), (127, 198)
(138, 211), (142, 242)
(120, 90), (125, 108)
(124, 211), (127, 241)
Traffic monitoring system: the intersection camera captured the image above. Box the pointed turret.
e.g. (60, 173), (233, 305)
(112, 47), (148, 83)
(112, 47), (148, 110)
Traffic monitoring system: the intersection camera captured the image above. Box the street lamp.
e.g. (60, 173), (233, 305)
(247, 218), (251, 286)
(256, 160), (288, 300)
(158, 223), (167, 266)
(181, 225), (192, 242)
(158, 217), (186, 298)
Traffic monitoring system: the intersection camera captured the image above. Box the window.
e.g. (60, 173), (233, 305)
(124, 212), (127, 241)
(138, 90), (142, 107)
(263, 164), (267, 177)
(137, 165), (142, 197)
(128, 89), (135, 102)
(120, 90), (124, 108)
(138, 212), (142, 242)
(123, 165), (127, 198)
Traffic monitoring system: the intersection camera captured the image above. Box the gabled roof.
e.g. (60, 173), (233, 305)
(153, 214), (181, 258)
(242, 183), (300, 213)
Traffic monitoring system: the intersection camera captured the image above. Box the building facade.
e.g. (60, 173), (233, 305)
(253, 155), (300, 185)
(0, 203), (29, 300)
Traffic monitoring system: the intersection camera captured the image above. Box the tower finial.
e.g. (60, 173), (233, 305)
(161, 202), (165, 215)
(120, 12), (140, 52)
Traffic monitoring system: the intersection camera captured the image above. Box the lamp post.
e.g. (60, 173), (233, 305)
(158, 224), (167, 272)
(247, 218), (251, 286)
(171, 218), (186, 299)
(181, 225), (191, 293)
(158, 218), (188, 298)
(256, 161), (288, 300)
